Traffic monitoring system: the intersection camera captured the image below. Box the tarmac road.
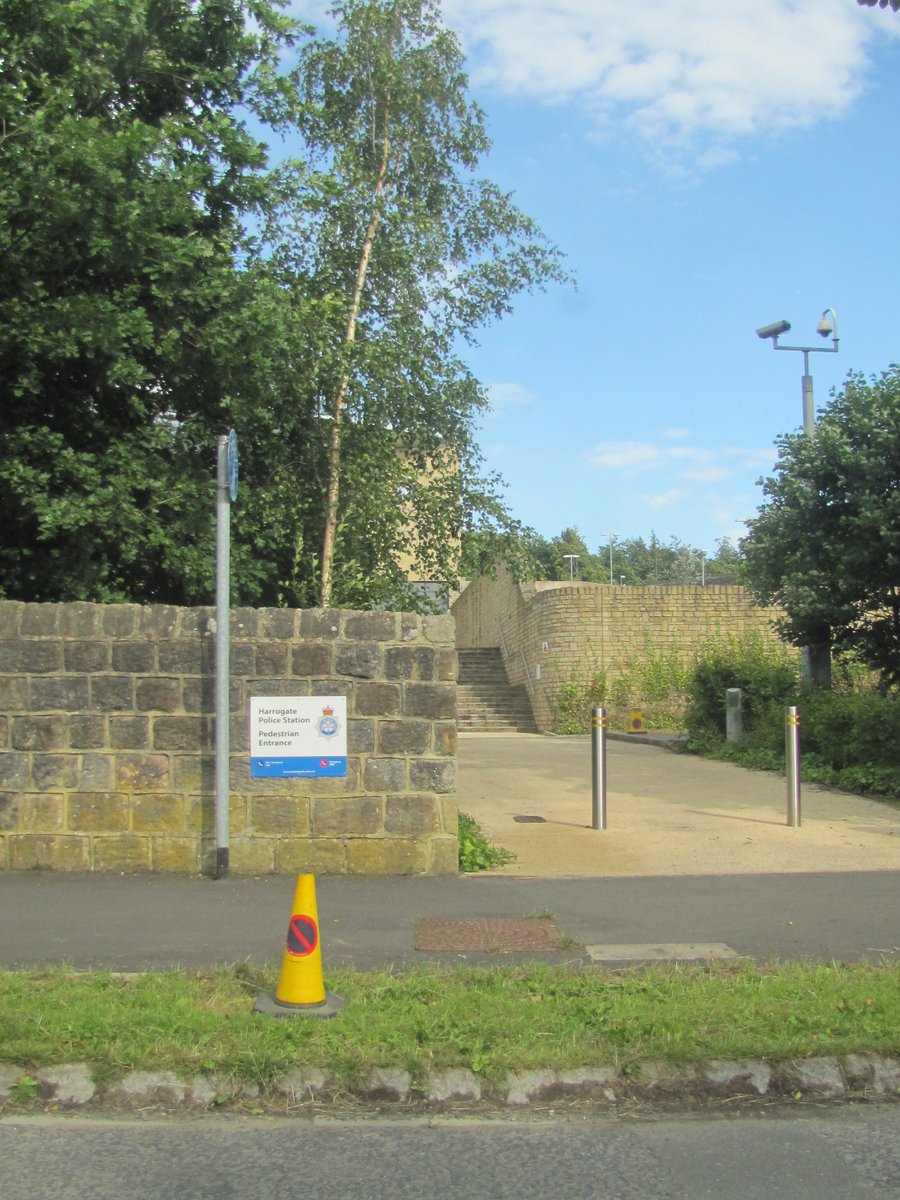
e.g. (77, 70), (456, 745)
(0, 868), (898, 970)
(2, 1108), (899, 1200)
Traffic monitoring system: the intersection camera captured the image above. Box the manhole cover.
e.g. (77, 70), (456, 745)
(415, 917), (562, 952)
(513, 815), (546, 823)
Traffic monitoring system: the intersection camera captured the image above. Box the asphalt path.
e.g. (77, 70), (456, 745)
(1, 869), (898, 969)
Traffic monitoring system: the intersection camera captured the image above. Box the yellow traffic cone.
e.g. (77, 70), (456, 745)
(253, 874), (345, 1019)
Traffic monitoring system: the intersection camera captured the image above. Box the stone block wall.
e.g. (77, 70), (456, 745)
(452, 566), (785, 731)
(0, 602), (458, 875)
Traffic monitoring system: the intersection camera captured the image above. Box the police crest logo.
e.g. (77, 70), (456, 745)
(318, 704), (340, 738)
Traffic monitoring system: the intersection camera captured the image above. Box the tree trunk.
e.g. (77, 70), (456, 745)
(318, 117), (393, 609)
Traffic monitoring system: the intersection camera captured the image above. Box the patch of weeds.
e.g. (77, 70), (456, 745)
(458, 812), (515, 872)
(10, 1075), (39, 1105)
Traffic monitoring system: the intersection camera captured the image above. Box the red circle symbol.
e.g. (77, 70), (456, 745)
(285, 913), (318, 958)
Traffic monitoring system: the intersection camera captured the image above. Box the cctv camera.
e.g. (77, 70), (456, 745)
(816, 314), (834, 339)
(756, 320), (791, 340)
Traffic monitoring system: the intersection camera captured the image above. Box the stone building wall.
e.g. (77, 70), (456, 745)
(0, 602), (458, 875)
(452, 566), (785, 731)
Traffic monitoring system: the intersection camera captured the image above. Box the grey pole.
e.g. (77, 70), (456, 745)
(605, 534), (617, 585)
(591, 706), (607, 830)
(214, 435), (231, 878)
(801, 351), (815, 438)
(785, 705), (801, 828)
(757, 311), (839, 690)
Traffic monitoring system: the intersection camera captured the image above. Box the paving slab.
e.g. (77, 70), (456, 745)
(459, 733), (900, 878)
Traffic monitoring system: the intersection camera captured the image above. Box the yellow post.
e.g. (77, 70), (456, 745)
(253, 874), (345, 1018)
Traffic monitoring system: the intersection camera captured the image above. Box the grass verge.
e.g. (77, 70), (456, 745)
(1, 961), (897, 1092)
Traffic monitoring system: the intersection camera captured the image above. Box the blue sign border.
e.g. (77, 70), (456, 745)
(251, 756), (347, 779)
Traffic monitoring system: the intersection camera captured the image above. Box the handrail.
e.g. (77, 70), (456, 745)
(498, 620), (534, 698)
(520, 649), (535, 698)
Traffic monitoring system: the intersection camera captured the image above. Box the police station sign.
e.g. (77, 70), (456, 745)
(249, 696), (347, 778)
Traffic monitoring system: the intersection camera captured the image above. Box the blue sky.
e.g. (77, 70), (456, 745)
(288, 1), (900, 558)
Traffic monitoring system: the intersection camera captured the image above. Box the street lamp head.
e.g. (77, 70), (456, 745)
(756, 319), (791, 340)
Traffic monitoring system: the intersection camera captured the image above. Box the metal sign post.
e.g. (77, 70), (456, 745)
(215, 431), (238, 878)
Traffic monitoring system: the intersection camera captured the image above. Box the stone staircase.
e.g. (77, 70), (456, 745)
(456, 647), (537, 733)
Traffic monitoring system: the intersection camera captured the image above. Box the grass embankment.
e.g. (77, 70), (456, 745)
(2, 962), (898, 1093)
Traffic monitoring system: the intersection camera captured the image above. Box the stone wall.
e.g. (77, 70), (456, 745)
(452, 566), (785, 731)
(0, 602), (458, 875)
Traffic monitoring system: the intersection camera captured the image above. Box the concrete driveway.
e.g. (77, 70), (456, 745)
(458, 733), (900, 878)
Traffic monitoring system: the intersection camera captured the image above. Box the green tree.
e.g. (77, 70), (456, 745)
(743, 367), (900, 688)
(1, 0), (566, 611)
(707, 537), (747, 583)
(0, 0), (299, 603)
(283, 0), (569, 606)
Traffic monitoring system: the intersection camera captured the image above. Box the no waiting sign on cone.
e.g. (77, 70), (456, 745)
(253, 874), (345, 1019)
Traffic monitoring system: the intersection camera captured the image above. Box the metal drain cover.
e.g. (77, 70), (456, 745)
(513, 815), (546, 823)
(415, 917), (562, 952)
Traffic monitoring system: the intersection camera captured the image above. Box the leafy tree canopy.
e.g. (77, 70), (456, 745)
(743, 367), (900, 688)
(512, 529), (744, 586)
(0, 0), (299, 603)
(0, 0), (567, 610)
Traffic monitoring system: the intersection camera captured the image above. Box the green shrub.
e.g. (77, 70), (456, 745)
(553, 643), (693, 734)
(553, 671), (608, 734)
(684, 636), (900, 802)
(801, 690), (900, 771)
(685, 632), (799, 743)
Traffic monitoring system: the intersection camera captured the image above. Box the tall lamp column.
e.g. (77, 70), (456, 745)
(755, 309), (839, 689)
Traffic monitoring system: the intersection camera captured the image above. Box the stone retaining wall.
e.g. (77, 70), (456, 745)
(0, 602), (458, 875)
(453, 566), (785, 731)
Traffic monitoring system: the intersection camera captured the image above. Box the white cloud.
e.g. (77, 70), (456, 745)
(587, 441), (660, 469)
(485, 381), (535, 413)
(588, 439), (732, 474)
(443, 0), (892, 160)
(641, 489), (684, 509)
(681, 466), (731, 484)
(663, 427), (690, 440)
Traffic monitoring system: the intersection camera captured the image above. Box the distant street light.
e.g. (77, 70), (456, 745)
(604, 533), (618, 585)
(562, 553), (580, 581)
(756, 308), (840, 688)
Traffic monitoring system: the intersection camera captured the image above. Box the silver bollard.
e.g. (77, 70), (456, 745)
(591, 705), (607, 830)
(785, 705), (801, 827)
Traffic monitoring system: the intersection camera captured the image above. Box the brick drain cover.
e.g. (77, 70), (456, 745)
(415, 917), (563, 953)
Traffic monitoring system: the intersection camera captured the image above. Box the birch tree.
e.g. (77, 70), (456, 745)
(287, 0), (568, 607)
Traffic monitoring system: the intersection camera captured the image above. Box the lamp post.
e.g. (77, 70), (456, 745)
(604, 534), (618, 585)
(756, 309), (839, 689)
(562, 553), (580, 581)
(756, 309), (839, 435)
